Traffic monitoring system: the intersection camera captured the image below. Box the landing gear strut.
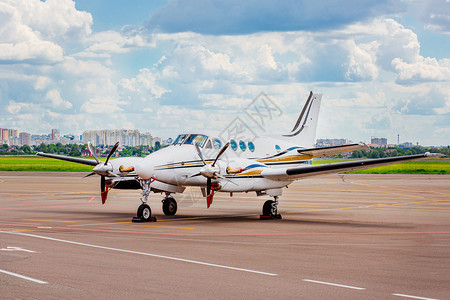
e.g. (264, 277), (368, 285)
(132, 179), (157, 222)
(260, 196), (282, 220)
(162, 194), (177, 216)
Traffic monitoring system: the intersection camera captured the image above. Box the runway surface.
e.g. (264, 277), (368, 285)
(0, 172), (449, 299)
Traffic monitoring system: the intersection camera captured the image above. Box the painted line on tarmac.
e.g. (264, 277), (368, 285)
(303, 279), (365, 290)
(0, 231), (278, 277)
(131, 225), (195, 230)
(23, 219), (76, 223)
(1, 222), (450, 237)
(392, 293), (439, 300)
(0, 269), (48, 284)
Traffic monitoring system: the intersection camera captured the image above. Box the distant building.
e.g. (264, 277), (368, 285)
(51, 129), (60, 141)
(371, 137), (387, 148)
(1, 128), (18, 145)
(82, 129), (157, 147)
(316, 138), (349, 147)
(19, 132), (31, 146)
(399, 142), (414, 148)
(1, 128), (8, 141)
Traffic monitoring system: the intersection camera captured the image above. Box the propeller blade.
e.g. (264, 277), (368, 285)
(194, 142), (206, 165)
(105, 141), (119, 164)
(212, 142), (230, 167)
(87, 142), (100, 164)
(83, 172), (96, 178)
(101, 190), (108, 204)
(100, 176), (109, 204)
(206, 183), (216, 208)
(101, 176), (106, 193)
(206, 178), (211, 196)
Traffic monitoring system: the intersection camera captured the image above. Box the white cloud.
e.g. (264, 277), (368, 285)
(45, 89), (72, 110)
(393, 57), (450, 82)
(119, 68), (169, 100)
(0, 0), (93, 64)
(6, 101), (30, 114)
(422, 0), (450, 34)
(8, 0), (93, 41)
(80, 96), (125, 114)
(0, 2), (63, 63)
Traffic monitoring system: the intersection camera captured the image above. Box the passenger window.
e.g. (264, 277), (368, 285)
(239, 140), (247, 151)
(205, 139), (212, 149)
(248, 141), (255, 152)
(230, 140), (237, 151)
(213, 138), (222, 149)
(275, 145), (281, 153)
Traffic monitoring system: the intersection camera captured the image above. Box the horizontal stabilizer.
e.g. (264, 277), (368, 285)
(297, 143), (369, 157)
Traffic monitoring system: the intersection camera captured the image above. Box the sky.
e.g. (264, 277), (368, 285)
(0, 0), (449, 146)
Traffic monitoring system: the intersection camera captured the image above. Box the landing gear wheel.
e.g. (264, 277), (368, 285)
(262, 200), (275, 216)
(162, 198), (177, 216)
(133, 204), (156, 222)
(261, 200), (282, 220)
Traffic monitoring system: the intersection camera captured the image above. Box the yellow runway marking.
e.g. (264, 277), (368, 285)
(282, 205), (329, 208)
(349, 180), (450, 196)
(287, 206), (357, 214)
(158, 217), (214, 222)
(14, 191), (98, 197)
(101, 222), (130, 225)
(131, 225), (195, 230)
(375, 208), (450, 213)
(23, 219), (76, 223)
(0, 228), (35, 233)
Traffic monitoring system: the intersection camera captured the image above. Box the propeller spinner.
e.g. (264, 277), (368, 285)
(193, 142), (229, 208)
(84, 141), (119, 204)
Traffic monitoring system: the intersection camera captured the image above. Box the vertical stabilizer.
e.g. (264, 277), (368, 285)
(282, 92), (322, 147)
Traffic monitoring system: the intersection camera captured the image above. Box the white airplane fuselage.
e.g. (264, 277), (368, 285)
(135, 135), (310, 193)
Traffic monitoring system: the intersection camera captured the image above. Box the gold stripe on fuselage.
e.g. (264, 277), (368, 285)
(257, 154), (313, 163)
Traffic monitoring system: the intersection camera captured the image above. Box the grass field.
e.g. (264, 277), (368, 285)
(0, 156), (448, 174)
(0, 156), (94, 172)
(314, 158), (449, 174)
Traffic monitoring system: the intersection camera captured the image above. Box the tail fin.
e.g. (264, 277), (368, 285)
(282, 91), (322, 147)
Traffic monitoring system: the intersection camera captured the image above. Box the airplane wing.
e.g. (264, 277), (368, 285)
(36, 152), (98, 166)
(297, 143), (369, 157)
(261, 153), (440, 181)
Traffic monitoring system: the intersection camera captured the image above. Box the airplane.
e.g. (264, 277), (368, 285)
(37, 92), (440, 222)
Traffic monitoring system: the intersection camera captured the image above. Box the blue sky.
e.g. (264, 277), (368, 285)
(0, 0), (449, 146)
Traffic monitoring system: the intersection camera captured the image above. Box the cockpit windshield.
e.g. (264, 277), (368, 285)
(183, 134), (208, 147)
(172, 134), (208, 147)
(172, 134), (188, 145)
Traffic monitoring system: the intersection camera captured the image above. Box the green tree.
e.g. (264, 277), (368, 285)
(20, 145), (32, 154)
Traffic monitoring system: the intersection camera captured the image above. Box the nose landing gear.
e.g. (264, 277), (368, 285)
(132, 178), (157, 222)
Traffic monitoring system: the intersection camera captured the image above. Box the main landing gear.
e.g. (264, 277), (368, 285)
(132, 179), (179, 222)
(260, 196), (282, 220)
(162, 194), (177, 216)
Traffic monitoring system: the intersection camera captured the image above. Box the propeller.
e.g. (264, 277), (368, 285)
(85, 142), (120, 204)
(193, 142), (229, 208)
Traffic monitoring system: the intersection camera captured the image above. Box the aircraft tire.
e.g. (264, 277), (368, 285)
(137, 204), (152, 221)
(262, 200), (275, 216)
(162, 198), (177, 216)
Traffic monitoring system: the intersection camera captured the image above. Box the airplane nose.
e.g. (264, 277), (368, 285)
(135, 159), (154, 180)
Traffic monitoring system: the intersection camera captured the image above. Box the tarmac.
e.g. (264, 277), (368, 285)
(0, 171), (449, 299)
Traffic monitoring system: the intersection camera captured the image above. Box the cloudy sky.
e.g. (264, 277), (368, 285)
(0, 0), (449, 146)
